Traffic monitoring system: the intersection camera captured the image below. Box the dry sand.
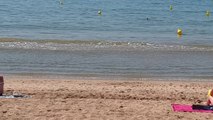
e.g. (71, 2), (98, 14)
(0, 75), (213, 120)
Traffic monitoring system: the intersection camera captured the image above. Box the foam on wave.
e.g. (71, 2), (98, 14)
(0, 38), (213, 52)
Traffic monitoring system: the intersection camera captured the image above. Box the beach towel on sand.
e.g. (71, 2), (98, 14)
(172, 104), (213, 113)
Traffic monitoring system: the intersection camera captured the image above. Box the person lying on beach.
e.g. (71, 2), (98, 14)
(207, 89), (213, 105)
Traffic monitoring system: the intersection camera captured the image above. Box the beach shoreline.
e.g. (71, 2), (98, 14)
(1, 0), (213, 119)
(0, 75), (213, 119)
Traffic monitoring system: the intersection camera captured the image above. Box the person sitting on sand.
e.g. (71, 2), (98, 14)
(207, 89), (213, 105)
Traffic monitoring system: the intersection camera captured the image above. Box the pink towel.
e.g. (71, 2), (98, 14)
(172, 104), (213, 113)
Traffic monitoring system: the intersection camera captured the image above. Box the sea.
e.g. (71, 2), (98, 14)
(0, 0), (213, 80)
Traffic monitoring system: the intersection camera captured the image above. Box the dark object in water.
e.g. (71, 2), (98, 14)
(0, 76), (4, 96)
(192, 104), (213, 110)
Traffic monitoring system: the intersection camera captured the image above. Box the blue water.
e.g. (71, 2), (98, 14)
(0, 0), (213, 79)
(0, 0), (213, 43)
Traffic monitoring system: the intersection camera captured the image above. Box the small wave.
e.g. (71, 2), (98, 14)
(0, 38), (213, 52)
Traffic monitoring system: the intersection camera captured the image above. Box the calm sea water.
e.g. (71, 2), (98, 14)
(0, 0), (213, 79)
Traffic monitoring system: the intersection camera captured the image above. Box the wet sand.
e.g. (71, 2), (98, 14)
(0, 75), (213, 120)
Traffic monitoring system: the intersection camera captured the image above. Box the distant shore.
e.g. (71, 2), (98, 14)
(0, 75), (213, 119)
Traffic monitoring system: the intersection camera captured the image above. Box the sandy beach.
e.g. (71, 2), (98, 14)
(0, 75), (213, 120)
